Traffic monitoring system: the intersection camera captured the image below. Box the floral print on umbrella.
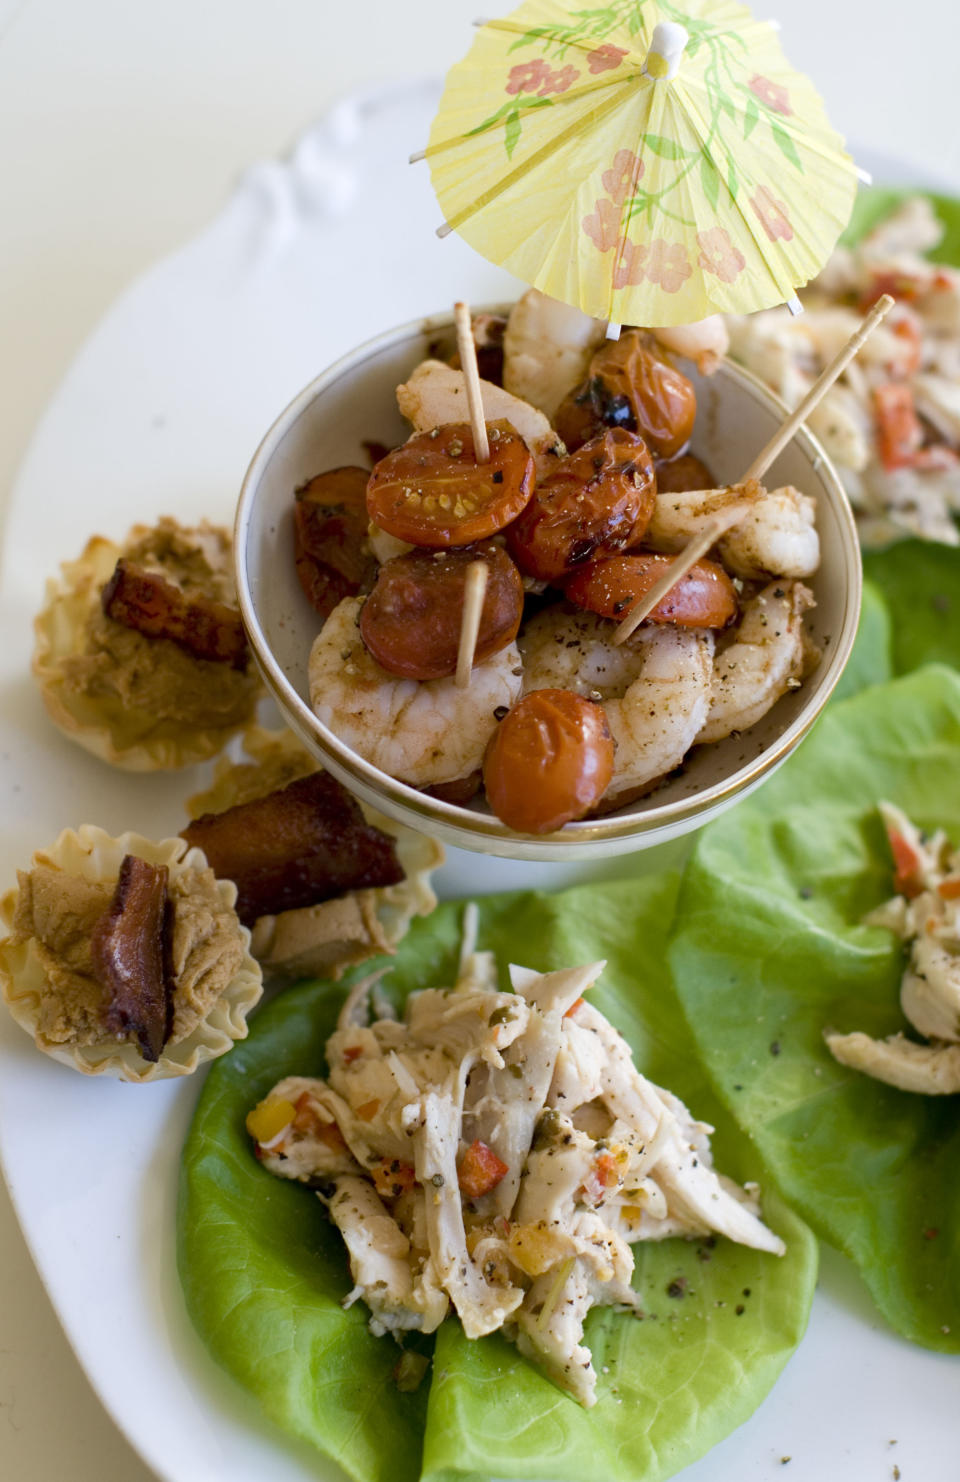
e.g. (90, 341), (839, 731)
(602, 149), (644, 205)
(697, 227), (746, 283)
(750, 185), (794, 243)
(506, 59), (579, 97)
(583, 198), (621, 254)
(749, 75), (793, 116)
(587, 43), (628, 74)
(643, 239), (693, 294)
(612, 240), (647, 289)
(609, 238), (691, 294)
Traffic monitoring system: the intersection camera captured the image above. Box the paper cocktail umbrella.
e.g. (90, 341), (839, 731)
(418, 0), (859, 326)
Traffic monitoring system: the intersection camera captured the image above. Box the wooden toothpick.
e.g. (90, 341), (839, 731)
(612, 293), (895, 646)
(456, 560), (489, 689)
(454, 300), (490, 464)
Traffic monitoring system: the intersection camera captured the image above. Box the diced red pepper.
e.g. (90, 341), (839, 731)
(318, 1120), (348, 1153)
(356, 1099), (381, 1122)
(890, 316), (922, 376)
(342, 1045), (364, 1064)
(290, 1094), (348, 1151)
(371, 1158), (417, 1199)
(564, 997), (585, 1018)
(594, 1152), (620, 1189)
(581, 1151), (622, 1206)
(292, 1091), (327, 1137)
(457, 1140), (509, 1199)
(874, 383), (924, 471)
(937, 877), (960, 900)
(886, 829), (924, 898)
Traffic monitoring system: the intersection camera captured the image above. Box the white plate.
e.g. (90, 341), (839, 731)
(0, 80), (957, 1482)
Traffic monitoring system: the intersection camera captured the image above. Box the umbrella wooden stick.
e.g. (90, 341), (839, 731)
(456, 560), (489, 689)
(612, 293), (895, 646)
(454, 300), (490, 464)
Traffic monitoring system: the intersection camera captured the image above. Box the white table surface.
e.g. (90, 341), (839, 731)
(1, 2), (958, 1478)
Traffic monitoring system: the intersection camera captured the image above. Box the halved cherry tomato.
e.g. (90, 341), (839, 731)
(555, 332), (696, 460)
(359, 544), (523, 680)
(483, 689), (614, 834)
(565, 553), (738, 629)
(874, 382), (924, 470)
(654, 451), (715, 494)
(505, 428), (655, 583)
(457, 1140), (509, 1200)
(366, 420), (535, 547)
(294, 467), (378, 620)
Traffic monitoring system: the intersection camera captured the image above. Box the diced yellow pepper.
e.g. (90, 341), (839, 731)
(509, 1222), (570, 1276)
(246, 1097), (295, 1144)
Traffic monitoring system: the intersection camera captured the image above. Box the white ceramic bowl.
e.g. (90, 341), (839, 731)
(235, 309), (862, 861)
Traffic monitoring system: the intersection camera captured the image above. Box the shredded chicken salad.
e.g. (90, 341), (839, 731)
(726, 196), (960, 548)
(246, 905), (784, 1406)
(826, 803), (960, 1094)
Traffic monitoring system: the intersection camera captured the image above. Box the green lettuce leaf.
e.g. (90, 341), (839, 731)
(844, 184), (960, 261)
(831, 579), (893, 701)
(863, 542), (960, 675)
(668, 665), (960, 1351)
(180, 874), (817, 1482)
(177, 978), (432, 1482)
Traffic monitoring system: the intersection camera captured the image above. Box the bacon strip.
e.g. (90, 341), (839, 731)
(101, 559), (249, 669)
(90, 855), (174, 1062)
(180, 771), (404, 925)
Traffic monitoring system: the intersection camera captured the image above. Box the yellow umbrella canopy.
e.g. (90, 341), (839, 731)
(424, 0), (859, 326)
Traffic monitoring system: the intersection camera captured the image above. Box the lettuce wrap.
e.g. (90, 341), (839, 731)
(863, 541), (960, 676)
(669, 664), (960, 1351)
(179, 873), (816, 1482)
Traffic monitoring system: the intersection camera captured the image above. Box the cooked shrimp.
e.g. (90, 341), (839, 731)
(308, 596), (522, 787)
(697, 581), (816, 745)
(647, 481), (820, 580)
(519, 606), (714, 804)
(396, 360), (565, 479)
(502, 288), (604, 418)
(650, 316), (729, 375)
